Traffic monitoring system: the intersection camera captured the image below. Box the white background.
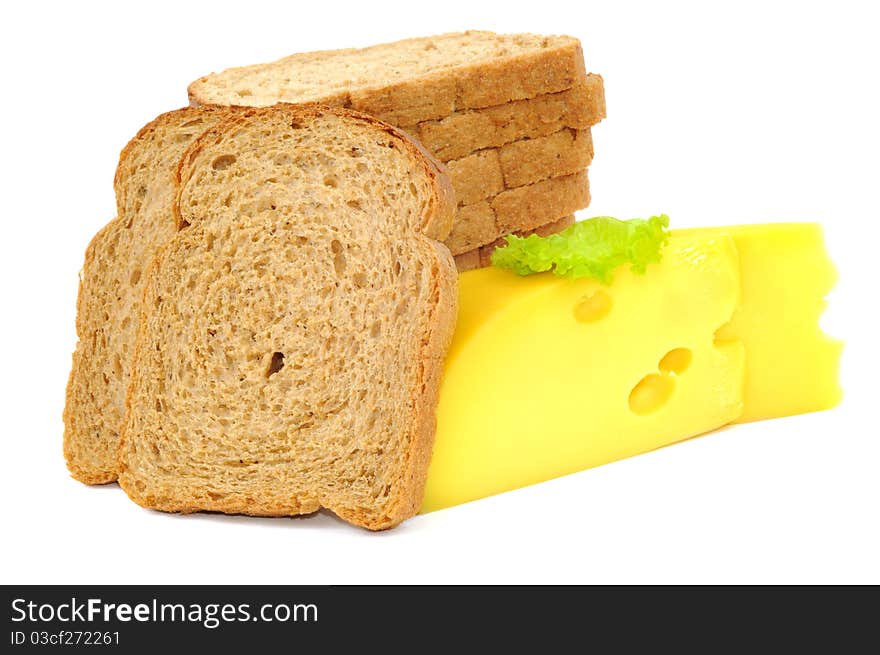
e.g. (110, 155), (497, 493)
(2, 0), (878, 584)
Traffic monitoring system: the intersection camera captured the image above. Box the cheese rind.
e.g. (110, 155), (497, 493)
(423, 234), (745, 512)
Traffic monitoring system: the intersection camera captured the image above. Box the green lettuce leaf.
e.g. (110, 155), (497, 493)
(491, 215), (670, 283)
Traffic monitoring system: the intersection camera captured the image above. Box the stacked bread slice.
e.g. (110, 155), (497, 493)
(188, 31), (606, 271)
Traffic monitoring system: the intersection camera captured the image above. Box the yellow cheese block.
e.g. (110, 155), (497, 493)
(678, 224), (842, 422)
(422, 223), (841, 513)
(423, 233), (746, 512)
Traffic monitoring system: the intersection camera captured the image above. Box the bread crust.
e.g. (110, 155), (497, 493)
(334, 239), (457, 529)
(119, 104), (458, 530)
(349, 39), (585, 124)
(407, 75), (605, 162)
(63, 219), (118, 484)
(188, 32), (587, 125)
(493, 170), (590, 233)
(453, 215), (576, 272)
(448, 128), (593, 206)
(113, 107), (221, 217)
(445, 170), (590, 254)
(64, 106), (237, 484)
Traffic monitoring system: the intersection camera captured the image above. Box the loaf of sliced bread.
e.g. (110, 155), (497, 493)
(446, 171), (590, 254)
(118, 105), (457, 530)
(453, 215), (576, 272)
(448, 128), (593, 205)
(189, 32), (586, 125)
(406, 75), (605, 161)
(64, 106), (234, 484)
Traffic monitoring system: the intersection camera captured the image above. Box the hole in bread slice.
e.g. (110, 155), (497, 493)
(266, 352), (285, 378)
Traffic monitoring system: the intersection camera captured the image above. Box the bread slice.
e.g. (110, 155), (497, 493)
(453, 215), (576, 272)
(188, 32), (586, 125)
(446, 171), (590, 254)
(446, 150), (505, 207)
(118, 105), (457, 530)
(448, 128), (593, 206)
(406, 75), (605, 162)
(63, 106), (234, 484)
(492, 170), (590, 233)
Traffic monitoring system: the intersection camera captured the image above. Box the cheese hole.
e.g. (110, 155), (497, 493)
(658, 348), (692, 375)
(573, 290), (612, 323)
(629, 373), (674, 415)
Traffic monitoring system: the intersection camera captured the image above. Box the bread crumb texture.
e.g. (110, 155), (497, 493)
(64, 107), (233, 484)
(118, 106), (457, 530)
(189, 32), (586, 124)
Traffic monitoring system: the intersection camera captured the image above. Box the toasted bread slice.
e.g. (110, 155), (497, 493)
(118, 105), (457, 530)
(453, 215), (577, 272)
(188, 32), (586, 124)
(63, 106), (234, 484)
